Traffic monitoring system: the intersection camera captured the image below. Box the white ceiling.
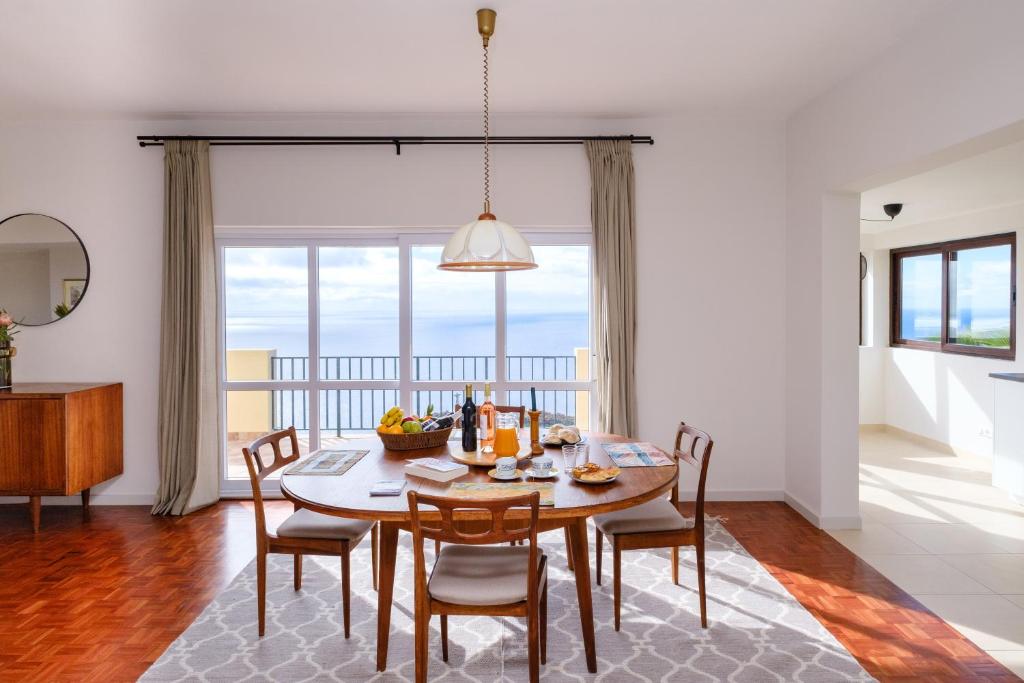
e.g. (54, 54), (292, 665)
(860, 138), (1024, 233)
(0, 0), (947, 119)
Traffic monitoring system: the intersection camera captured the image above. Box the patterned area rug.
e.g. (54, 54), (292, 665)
(143, 520), (874, 682)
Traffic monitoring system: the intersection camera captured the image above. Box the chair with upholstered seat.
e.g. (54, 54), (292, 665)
(593, 422), (713, 631)
(408, 490), (548, 683)
(242, 426), (378, 638)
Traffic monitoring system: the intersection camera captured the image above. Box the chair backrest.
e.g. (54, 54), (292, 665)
(672, 422), (714, 528)
(241, 426), (302, 542)
(495, 405), (526, 428)
(407, 490), (542, 605)
(453, 404), (526, 428)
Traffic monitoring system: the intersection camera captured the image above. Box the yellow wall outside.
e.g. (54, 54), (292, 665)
(575, 347), (591, 430)
(226, 349), (274, 436)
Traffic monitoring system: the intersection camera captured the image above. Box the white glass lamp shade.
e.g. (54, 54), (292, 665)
(439, 213), (538, 271)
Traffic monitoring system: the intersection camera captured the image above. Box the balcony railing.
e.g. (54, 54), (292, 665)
(261, 354), (586, 433)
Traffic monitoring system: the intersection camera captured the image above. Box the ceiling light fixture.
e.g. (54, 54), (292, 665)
(860, 203), (903, 222)
(439, 9), (537, 272)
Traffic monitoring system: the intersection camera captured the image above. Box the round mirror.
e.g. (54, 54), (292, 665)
(0, 214), (90, 326)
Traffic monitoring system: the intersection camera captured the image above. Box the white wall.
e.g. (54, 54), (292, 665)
(787, 0), (1024, 527)
(0, 113), (787, 504)
(860, 202), (1024, 456)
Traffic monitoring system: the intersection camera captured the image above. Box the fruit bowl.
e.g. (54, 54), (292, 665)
(379, 426), (454, 451)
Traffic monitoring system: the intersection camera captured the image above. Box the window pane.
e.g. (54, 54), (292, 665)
(899, 253), (942, 342)
(412, 389), (484, 417)
(224, 247), (309, 380)
(319, 247), (400, 379)
(412, 245), (495, 381)
(225, 390), (309, 480)
(506, 245), (591, 381)
(948, 244), (1012, 348)
(320, 389), (400, 446)
(508, 389), (590, 430)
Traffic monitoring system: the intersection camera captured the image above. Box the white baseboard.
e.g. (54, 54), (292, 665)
(860, 423), (986, 459)
(0, 494), (155, 506)
(784, 492), (862, 530)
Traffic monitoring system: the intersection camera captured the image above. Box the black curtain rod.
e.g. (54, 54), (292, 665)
(137, 134), (653, 155)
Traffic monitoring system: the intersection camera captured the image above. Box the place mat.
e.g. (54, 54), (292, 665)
(284, 449), (368, 475)
(445, 481), (555, 506)
(602, 442), (675, 467)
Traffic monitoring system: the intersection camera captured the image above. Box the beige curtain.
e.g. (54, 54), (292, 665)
(585, 139), (638, 437)
(152, 140), (220, 515)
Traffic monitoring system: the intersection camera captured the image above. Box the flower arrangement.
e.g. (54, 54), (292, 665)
(0, 309), (18, 343)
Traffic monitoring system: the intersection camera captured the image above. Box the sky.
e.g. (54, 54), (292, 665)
(223, 243), (591, 365)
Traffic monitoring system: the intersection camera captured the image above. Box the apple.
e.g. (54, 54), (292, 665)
(401, 416), (418, 424)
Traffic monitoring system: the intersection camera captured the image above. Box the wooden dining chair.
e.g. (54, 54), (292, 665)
(592, 422), (713, 631)
(242, 426), (378, 638)
(408, 490), (549, 683)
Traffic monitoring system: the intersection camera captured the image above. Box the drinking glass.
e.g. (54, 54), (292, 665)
(562, 444), (585, 471)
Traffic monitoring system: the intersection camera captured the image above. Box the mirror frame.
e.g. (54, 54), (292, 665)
(0, 212), (91, 327)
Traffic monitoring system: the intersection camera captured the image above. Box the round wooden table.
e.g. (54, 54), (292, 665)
(280, 431), (677, 674)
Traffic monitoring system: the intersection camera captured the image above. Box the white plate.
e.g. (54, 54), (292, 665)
(524, 467), (559, 479)
(487, 468), (524, 480)
(569, 471), (619, 485)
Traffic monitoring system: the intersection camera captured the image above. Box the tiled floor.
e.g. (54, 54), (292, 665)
(831, 430), (1024, 678)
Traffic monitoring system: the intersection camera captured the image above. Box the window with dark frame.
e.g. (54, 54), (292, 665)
(890, 232), (1017, 360)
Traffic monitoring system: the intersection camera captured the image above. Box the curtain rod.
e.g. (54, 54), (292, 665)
(136, 134), (654, 155)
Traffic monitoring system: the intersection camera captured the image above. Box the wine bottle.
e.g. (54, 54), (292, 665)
(479, 382), (496, 450)
(461, 384), (477, 452)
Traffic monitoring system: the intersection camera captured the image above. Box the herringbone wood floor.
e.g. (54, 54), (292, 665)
(0, 501), (1016, 682)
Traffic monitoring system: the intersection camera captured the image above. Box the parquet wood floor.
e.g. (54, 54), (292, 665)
(0, 501), (1017, 682)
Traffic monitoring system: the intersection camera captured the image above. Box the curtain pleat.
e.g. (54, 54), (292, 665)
(585, 140), (638, 437)
(152, 140), (220, 515)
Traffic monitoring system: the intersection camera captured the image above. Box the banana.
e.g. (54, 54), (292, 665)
(380, 406), (404, 427)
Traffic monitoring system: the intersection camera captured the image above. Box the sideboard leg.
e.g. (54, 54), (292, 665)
(29, 496), (41, 533)
(82, 488), (91, 510)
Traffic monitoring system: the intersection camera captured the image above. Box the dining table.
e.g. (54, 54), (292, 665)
(279, 430), (678, 674)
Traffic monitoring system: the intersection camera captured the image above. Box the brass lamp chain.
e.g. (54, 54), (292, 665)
(482, 36), (491, 215)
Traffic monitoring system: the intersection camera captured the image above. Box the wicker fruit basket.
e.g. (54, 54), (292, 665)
(379, 426), (454, 451)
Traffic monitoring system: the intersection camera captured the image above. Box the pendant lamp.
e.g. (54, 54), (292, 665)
(439, 9), (537, 272)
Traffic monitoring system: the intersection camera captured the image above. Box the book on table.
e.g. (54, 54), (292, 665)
(404, 457), (470, 482)
(369, 480), (407, 496)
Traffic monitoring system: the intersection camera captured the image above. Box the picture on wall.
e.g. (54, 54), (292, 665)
(63, 278), (86, 308)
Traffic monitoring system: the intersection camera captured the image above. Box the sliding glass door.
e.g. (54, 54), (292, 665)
(218, 233), (593, 492)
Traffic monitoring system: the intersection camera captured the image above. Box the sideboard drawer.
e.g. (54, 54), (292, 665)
(0, 397), (66, 493)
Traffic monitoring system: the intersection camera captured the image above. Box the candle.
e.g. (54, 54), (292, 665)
(530, 387), (537, 411)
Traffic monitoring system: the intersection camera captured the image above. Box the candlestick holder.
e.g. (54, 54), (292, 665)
(528, 409), (544, 456)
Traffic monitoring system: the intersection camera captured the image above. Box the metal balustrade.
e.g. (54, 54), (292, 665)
(268, 354), (582, 433)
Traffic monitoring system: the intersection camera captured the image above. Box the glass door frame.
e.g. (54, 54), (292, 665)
(217, 230), (594, 496)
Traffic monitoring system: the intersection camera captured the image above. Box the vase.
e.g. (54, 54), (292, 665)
(0, 340), (14, 389)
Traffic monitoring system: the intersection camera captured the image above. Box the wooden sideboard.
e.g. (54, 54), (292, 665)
(0, 383), (123, 532)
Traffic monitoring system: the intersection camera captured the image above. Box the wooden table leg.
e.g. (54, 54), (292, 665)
(29, 495), (41, 533)
(567, 517), (597, 673)
(375, 521), (400, 672)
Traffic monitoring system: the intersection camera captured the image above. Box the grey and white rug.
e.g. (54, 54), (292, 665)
(143, 520), (874, 682)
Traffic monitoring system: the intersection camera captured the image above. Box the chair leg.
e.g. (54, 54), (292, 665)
(697, 541), (708, 629)
(564, 527), (574, 571)
(341, 546), (352, 639)
(440, 614), (449, 662)
(256, 551), (267, 637)
(414, 610), (429, 683)
(294, 553), (303, 591)
(528, 593), (540, 683)
(434, 539), (441, 557)
(539, 581), (548, 665)
(371, 523), (379, 592)
(671, 545), (679, 586)
(613, 540), (622, 632)
(595, 530), (603, 586)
